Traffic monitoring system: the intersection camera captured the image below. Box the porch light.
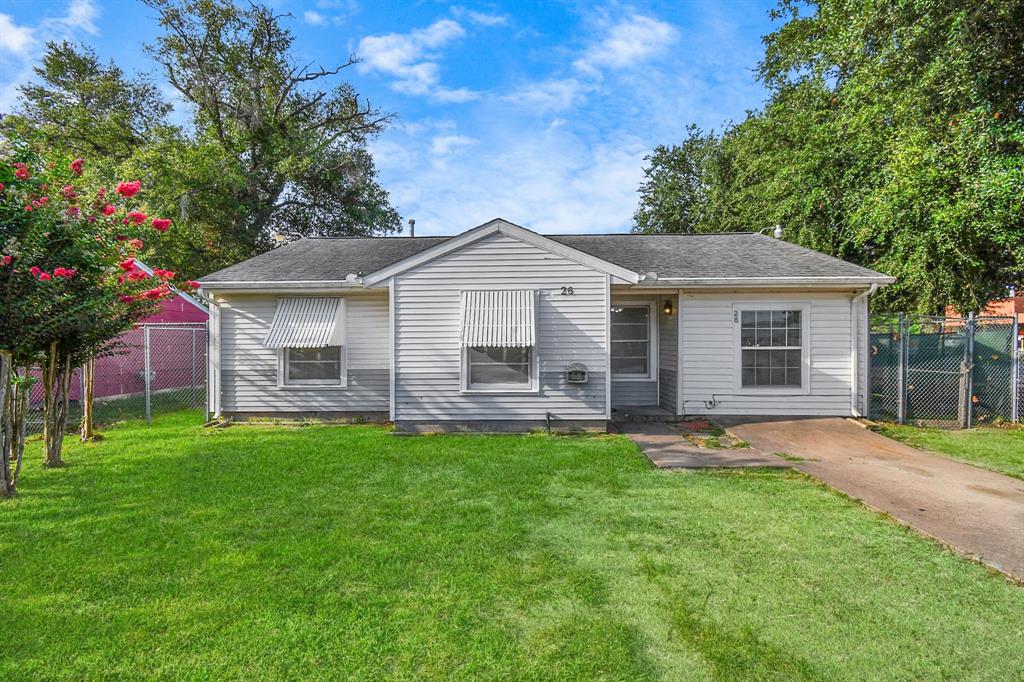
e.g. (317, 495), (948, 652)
(663, 299), (673, 316)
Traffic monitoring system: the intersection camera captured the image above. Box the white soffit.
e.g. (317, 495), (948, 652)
(460, 290), (535, 348)
(264, 297), (344, 348)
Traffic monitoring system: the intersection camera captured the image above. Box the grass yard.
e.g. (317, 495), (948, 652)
(2, 414), (1023, 680)
(876, 423), (1024, 480)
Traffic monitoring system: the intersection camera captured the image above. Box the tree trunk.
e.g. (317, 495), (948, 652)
(10, 367), (28, 490)
(42, 343), (72, 468)
(80, 357), (96, 442)
(1, 350), (12, 496)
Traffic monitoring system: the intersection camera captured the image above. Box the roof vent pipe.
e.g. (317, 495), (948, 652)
(773, 224), (783, 239)
(408, 218), (415, 237)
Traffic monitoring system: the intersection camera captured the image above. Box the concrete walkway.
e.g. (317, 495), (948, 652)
(618, 422), (790, 469)
(716, 416), (1024, 581)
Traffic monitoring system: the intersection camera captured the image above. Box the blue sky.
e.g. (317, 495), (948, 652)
(0, 0), (778, 235)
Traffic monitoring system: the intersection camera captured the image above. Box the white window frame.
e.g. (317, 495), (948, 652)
(275, 296), (348, 390)
(278, 346), (348, 388)
(461, 345), (539, 394)
(610, 302), (657, 381)
(732, 302), (811, 394)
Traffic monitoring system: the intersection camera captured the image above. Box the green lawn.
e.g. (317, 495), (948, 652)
(876, 423), (1024, 480)
(2, 414), (1022, 680)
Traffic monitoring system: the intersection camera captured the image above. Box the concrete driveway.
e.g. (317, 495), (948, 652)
(715, 416), (1024, 582)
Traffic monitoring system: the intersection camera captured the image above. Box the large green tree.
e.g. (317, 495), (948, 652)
(634, 0), (1024, 313)
(143, 0), (400, 254)
(2, 0), (400, 280)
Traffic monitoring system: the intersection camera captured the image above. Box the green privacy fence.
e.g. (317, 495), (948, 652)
(869, 314), (1020, 427)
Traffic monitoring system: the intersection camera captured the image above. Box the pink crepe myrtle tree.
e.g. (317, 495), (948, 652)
(0, 145), (194, 492)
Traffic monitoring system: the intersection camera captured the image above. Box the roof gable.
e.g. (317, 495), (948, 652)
(361, 219), (640, 286)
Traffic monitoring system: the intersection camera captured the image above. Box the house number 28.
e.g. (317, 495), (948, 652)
(560, 286), (575, 295)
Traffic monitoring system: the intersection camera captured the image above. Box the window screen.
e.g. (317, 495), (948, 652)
(740, 310), (802, 387)
(467, 346), (532, 388)
(285, 347), (342, 385)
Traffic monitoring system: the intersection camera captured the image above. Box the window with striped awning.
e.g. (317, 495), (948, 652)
(264, 298), (345, 349)
(460, 290), (536, 348)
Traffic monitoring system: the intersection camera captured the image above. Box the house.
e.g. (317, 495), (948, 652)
(197, 219), (894, 431)
(945, 293), (1023, 350)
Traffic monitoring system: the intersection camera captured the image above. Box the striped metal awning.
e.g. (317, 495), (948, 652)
(264, 298), (344, 348)
(460, 290), (535, 348)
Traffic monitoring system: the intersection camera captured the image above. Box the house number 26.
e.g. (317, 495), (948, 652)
(560, 286), (575, 295)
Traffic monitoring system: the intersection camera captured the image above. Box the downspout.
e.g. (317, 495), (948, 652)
(850, 283), (878, 417)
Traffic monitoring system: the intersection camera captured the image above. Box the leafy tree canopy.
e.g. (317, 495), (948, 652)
(634, 0), (1024, 314)
(2, 0), (400, 280)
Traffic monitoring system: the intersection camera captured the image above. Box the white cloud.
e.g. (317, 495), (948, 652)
(0, 15), (34, 55)
(357, 19), (466, 96)
(303, 11), (327, 26)
(430, 134), (476, 156)
(451, 7), (508, 27)
(371, 119), (648, 235)
(574, 14), (678, 75)
(0, 0), (101, 112)
(60, 0), (98, 35)
(501, 78), (592, 113)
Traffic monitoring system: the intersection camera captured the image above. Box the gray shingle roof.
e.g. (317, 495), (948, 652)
(548, 233), (886, 280)
(199, 236), (449, 283)
(199, 230), (889, 284)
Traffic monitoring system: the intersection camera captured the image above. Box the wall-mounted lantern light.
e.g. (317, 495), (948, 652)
(663, 299), (673, 316)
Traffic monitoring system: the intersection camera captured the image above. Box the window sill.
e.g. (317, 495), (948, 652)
(460, 387), (540, 395)
(611, 377), (656, 382)
(277, 383), (348, 390)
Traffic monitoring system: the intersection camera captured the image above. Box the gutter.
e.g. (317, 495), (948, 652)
(850, 283), (879, 417)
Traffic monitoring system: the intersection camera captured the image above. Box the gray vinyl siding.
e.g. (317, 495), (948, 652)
(217, 292), (389, 413)
(393, 232), (607, 421)
(680, 292), (856, 416)
(658, 294), (678, 414)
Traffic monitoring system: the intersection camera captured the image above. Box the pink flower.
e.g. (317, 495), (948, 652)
(101, 204), (116, 216)
(29, 266), (40, 277)
(97, 187), (106, 200)
(118, 258), (135, 271)
(53, 267), (76, 278)
(24, 205), (32, 212)
(119, 294), (136, 303)
(69, 158), (84, 176)
(153, 268), (175, 280)
(13, 163), (30, 181)
(150, 218), (172, 232)
(128, 270), (148, 281)
(127, 211), (148, 225)
(115, 180), (141, 198)
(185, 280), (200, 289)
(128, 238), (144, 250)
(2, 255), (12, 266)
(87, 215), (96, 223)
(67, 206), (80, 218)
(0, 183), (5, 192)
(141, 285), (170, 300)
(38, 272), (52, 282)
(61, 185), (77, 199)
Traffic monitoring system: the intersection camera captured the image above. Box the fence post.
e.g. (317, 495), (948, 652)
(958, 313), (975, 429)
(1012, 315), (1020, 424)
(897, 313), (907, 424)
(143, 325), (152, 425)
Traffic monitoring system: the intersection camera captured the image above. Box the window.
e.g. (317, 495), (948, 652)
(466, 346), (533, 390)
(740, 310), (803, 388)
(611, 305), (651, 378)
(283, 347), (344, 386)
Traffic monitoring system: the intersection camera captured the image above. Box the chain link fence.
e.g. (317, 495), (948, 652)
(869, 313), (1021, 427)
(26, 323), (207, 435)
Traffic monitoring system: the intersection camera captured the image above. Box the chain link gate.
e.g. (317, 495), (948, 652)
(26, 322), (208, 434)
(869, 313), (1020, 427)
